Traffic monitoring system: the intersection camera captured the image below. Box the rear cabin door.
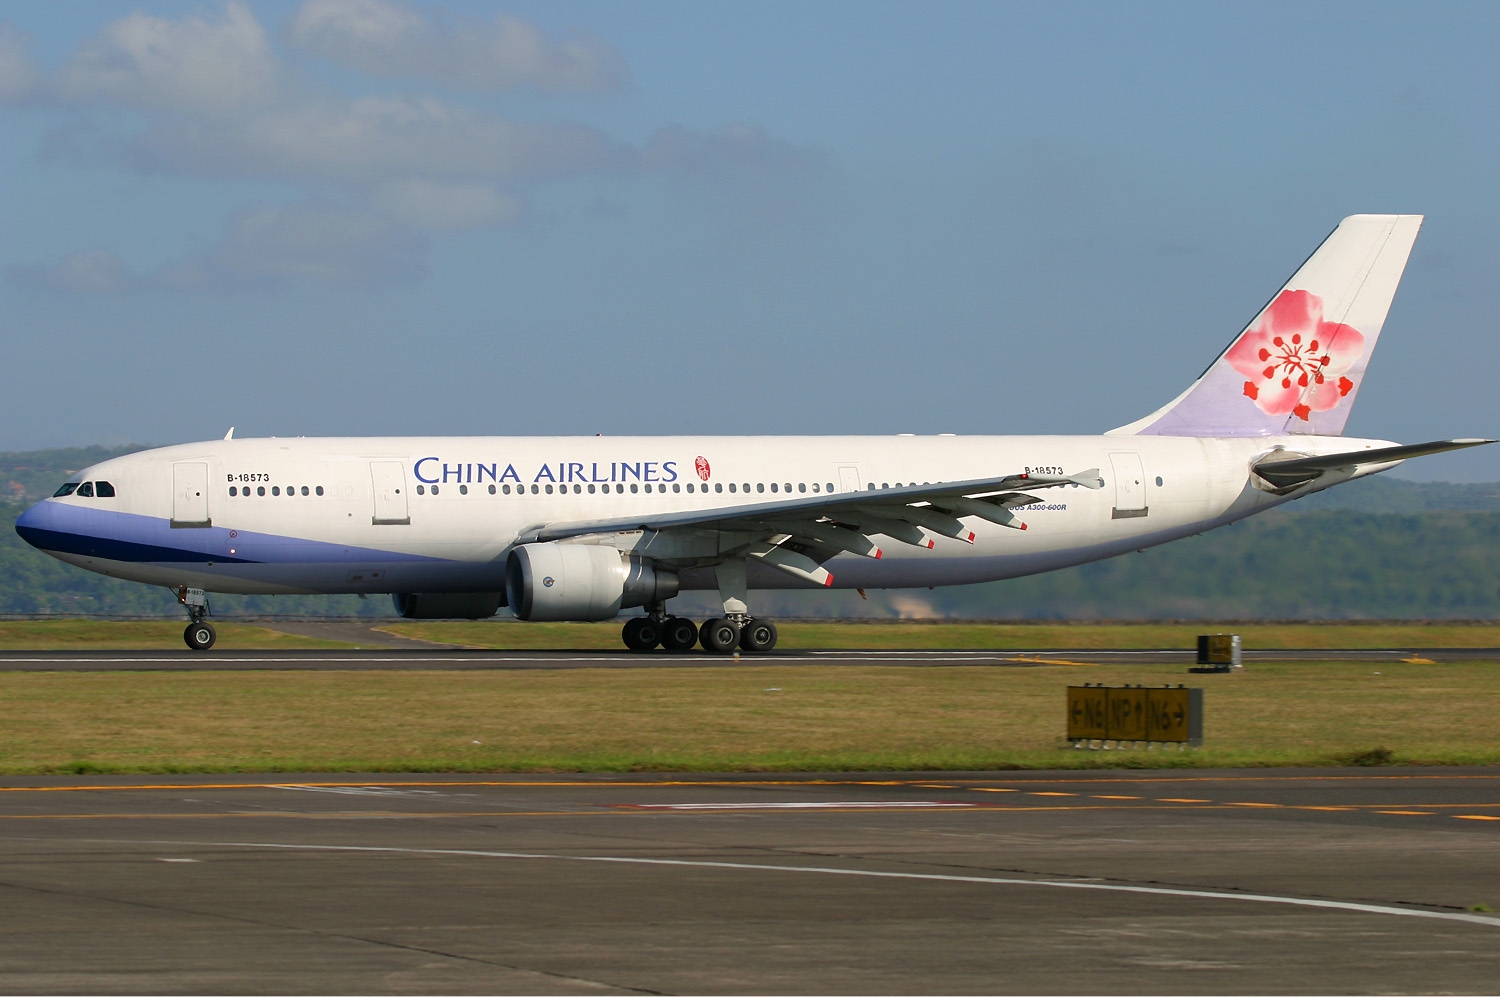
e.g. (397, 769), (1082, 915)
(1108, 452), (1148, 519)
(370, 461), (411, 525)
(170, 461), (211, 528)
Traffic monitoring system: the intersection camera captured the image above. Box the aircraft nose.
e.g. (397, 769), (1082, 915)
(14, 500), (54, 549)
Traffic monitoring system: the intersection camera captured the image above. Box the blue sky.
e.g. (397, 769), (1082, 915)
(3, 1), (1498, 479)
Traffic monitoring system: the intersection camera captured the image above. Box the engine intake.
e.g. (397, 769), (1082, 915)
(392, 592), (505, 619)
(506, 543), (679, 621)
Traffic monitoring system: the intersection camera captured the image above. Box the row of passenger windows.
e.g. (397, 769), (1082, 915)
(54, 481), (115, 498)
(229, 485), (324, 497)
(415, 481), (842, 496)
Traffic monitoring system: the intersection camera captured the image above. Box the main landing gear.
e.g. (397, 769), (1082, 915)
(177, 585), (216, 651)
(620, 606), (779, 655)
(617, 560), (780, 655)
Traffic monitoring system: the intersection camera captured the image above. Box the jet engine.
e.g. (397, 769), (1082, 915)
(392, 592), (505, 619)
(505, 543), (679, 621)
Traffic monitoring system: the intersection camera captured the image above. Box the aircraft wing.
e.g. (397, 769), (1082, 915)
(1252, 439), (1494, 488)
(525, 468), (1106, 586)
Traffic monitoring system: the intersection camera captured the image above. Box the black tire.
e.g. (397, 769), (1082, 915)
(739, 618), (778, 653)
(622, 617), (661, 652)
(699, 617), (740, 654)
(184, 622), (216, 651)
(660, 617), (699, 652)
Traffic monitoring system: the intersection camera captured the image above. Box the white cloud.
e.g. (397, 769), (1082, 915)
(122, 94), (628, 183)
(55, 2), (281, 114)
(370, 180), (524, 230)
(160, 203), (425, 287)
(7, 249), (136, 294)
(289, 0), (626, 92)
(0, 23), (38, 102)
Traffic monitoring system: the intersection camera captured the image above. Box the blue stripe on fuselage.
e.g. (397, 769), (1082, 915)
(14, 501), (442, 565)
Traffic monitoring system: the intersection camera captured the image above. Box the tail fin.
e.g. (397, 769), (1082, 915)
(1113, 214), (1423, 437)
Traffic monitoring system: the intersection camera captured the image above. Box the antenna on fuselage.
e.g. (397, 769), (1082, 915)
(224, 427), (235, 440)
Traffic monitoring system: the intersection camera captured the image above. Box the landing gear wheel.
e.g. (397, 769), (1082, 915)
(660, 617), (699, 652)
(739, 618), (778, 653)
(184, 622), (216, 651)
(699, 617), (741, 654)
(622, 617), (661, 652)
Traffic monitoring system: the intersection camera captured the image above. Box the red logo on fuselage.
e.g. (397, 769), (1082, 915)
(695, 456), (711, 481)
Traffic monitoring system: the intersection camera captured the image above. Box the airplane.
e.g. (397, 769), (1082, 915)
(14, 214), (1491, 652)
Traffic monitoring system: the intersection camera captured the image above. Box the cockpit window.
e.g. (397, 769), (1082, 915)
(75, 482), (95, 498)
(95, 481), (115, 498)
(53, 482), (79, 497)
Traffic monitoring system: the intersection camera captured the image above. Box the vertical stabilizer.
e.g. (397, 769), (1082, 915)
(1114, 214), (1422, 437)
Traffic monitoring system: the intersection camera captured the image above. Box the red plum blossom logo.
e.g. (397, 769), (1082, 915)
(695, 456), (711, 481)
(1226, 289), (1365, 422)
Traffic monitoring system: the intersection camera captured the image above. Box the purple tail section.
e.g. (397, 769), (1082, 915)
(1113, 215), (1423, 438)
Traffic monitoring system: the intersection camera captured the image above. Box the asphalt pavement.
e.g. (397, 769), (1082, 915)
(2, 768), (1498, 993)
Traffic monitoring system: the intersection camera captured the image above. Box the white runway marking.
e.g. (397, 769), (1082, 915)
(158, 840), (1500, 928)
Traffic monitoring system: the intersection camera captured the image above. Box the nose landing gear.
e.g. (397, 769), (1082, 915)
(176, 586), (216, 651)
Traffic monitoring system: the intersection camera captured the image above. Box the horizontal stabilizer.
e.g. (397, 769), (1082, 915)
(1253, 438), (1494, 488)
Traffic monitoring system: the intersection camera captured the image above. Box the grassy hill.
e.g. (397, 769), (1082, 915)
(4, 445), (1500, 619)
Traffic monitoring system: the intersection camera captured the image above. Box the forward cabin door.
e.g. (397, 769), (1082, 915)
(170, 462), (211, 528)
(1108, 452), (1148, 519)
(370, 461), (411, 525)
(837, 465), (862, 494)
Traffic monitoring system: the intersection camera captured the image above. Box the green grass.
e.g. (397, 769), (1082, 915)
(1, 660), (1497, 774)
(0, 620), (354, 650)
(380, 619), (1500, 650)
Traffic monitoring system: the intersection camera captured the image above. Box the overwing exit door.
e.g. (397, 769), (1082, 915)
(370, 461), (411, 525)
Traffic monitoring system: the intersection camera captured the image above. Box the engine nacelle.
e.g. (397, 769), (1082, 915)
(392, 592), (505, 619)
(505, 543), (679, 622)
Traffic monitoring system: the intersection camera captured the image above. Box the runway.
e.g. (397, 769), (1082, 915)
(2, 769), (1498, 993)
(2, 646), (1497, 670)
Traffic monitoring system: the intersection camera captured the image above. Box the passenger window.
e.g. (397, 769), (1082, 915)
(76, 482), (94, 497)
(459, 484), (468, 495)
(827, 483), (834, 493)
(769, 483), (777, 493)
(743, 483), (750, 493)
(315, 486), (324, 496)
(257, 486), (266, 496)
(728, 483), (736, 493)
(95, 481), (116, 497)
(432, 485), (440, 495)
(416, 485), (425, 495)
(799, 483), (807, 493)
(574, 484), (582, 494)
(630, 483), (638, 493)
(272, 486), (280, 496)
(715, 483), (723, 493)
(229, 486), (238, 497)
(673, 483), (680, 493)
(489, 484), (497, 494)
(300, 486), (309, 496)
(53, 482), (79, 497)
(686, 483), (694, 493)
(784, 483), (792, 493)
(545, 484), (553, 494)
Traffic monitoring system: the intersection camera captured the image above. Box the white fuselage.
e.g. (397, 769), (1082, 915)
(18, 433), (1389, 599)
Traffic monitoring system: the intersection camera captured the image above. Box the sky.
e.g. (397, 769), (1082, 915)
(2, 1), (1498, 480)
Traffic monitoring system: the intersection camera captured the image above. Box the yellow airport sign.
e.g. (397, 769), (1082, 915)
(1068, 685), (1203, 745)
